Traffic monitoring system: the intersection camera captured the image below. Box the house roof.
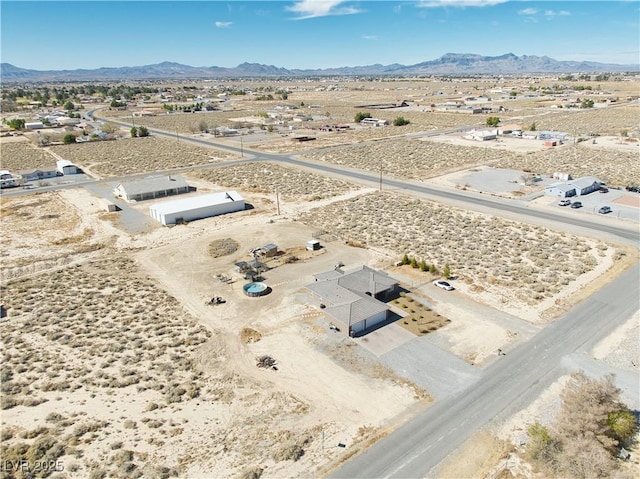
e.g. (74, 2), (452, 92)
(149, 190), (243, 216)
(568, 176), (602, 189)
(307, 265), (397, 328)
(325, 296), (389, 327)
(116, 175), (188, 196)
(546, 183), (576, 192)
(336, 265), (397, 296)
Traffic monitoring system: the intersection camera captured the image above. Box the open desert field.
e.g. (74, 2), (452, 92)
(188, 161), (359, 201)
(50, 136), (237, 178)
(2, 76), (639, 479)
(296, 191), (630, 322)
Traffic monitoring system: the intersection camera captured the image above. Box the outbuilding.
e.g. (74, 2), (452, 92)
(262, 243), (278, 258)
(306, 240), (321, 251)
(56, 159), (78, 175)
(149, 190), (244, 226)
(114, 175), (189, 202)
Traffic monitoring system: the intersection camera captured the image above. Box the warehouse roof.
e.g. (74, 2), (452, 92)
(117, 175), (188, 196)
(149, 190), (243, 216)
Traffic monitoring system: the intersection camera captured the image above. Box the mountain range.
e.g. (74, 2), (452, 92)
(2, 53), (637, 82)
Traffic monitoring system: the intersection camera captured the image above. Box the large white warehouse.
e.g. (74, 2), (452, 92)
(149, 191), (245, 226)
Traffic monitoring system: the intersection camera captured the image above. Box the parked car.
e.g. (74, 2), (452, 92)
(570, 201), (583, 209)
(626, 185), (640, 193)
(599, 187), (609, 193)
(559, 199), (571, 206)
(433, 280), (454, 291)
(598, 206), (612, 214)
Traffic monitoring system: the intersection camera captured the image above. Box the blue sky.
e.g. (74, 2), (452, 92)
(1, 1), (638, 70)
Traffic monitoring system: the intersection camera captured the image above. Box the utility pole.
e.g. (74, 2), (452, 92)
(240, 136), (244, 158)
(276, 187), (280, 215)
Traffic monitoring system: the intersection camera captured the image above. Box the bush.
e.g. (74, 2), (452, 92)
(354, 112), (372, 123)
(393, 116), (410, 126)
(62, 134), (75, 144)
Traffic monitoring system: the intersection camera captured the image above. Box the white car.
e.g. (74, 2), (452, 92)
(433, 280), (454, 291)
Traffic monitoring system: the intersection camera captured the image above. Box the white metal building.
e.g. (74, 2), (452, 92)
(56, 160), (78, 175)
(149, 190), (244, 226)
(114, 176), (189, 202)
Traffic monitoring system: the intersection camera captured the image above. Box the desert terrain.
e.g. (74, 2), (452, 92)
(1, 75), (639, 478)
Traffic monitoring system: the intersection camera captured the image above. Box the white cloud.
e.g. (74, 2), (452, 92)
(417, 0), (508, 8)
(362, 34), (377, 40)
(286, 0), (362, 19)
(215, 21), (232, 28)
(518, 8), (538, 15)
(544, 10), (571, 17)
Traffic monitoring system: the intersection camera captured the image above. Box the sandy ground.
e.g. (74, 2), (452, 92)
(2, 79), (639, 477)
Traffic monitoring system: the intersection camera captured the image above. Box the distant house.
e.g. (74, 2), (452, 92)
(464, 129), (497, 141)
(113, 175), (190, 202)
(306, 265), (398, 337)
(24, 122), (45, 130)
(545, 183), (577, 198)
(17, 167), (59, 182)
(545, 176), (602, 198)
(568, 176), (602, 196)
(360, 117), (390, 127)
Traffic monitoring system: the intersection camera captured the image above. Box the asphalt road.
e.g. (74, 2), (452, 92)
(84, 115), (640, 245)
(331, 262), (640, 479)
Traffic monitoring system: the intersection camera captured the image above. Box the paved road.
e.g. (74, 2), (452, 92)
(7, 113), (634, 244)
(331, 263), (639, 478)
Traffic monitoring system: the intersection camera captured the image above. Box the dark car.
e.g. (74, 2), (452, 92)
(626, 185), (640, 193)
(599, 187), (609, 193)
(598, 206), (612, 214)
(570, 201), (583, 209)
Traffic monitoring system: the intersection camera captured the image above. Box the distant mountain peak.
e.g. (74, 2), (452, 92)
(1, 53), (637, 82)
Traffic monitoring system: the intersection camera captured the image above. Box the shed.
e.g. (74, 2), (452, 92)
(262, 243), (278, 258)
(114, 175), (189, 202)
(306, 240), (321, 251)
(234, 261), (251, 273)
(149, 190), (244, 226)
(24, 122), (45, 130)
(56, 159), (78, 175)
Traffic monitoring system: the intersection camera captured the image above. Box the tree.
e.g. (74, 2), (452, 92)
(6, 118), (25, 130)
(419, 260), (427, 272)
(429, 264), (438, 275)
(130, 126), (138, 138)
(138, 126), (149, 137)
(410, 257), (419, 269)
(393, 116), (410, 126)
(530, 121), (537, 131)
(101, 122), (119, 134)
(509, 91), (518, 98)
(443, 263), (451, 279)
(63, 100), (75, 111)
(401, 254), (410, 265)
(62, 134), (75, 144)
(526, 372), (638, 478)
(198, 120), (208, 133)
(354, 112), (372, 123)
(581, 99), (594, 108)
(486, 116), (500, 127)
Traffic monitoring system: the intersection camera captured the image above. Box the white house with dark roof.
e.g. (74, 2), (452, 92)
(306, 265), (398, 337)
